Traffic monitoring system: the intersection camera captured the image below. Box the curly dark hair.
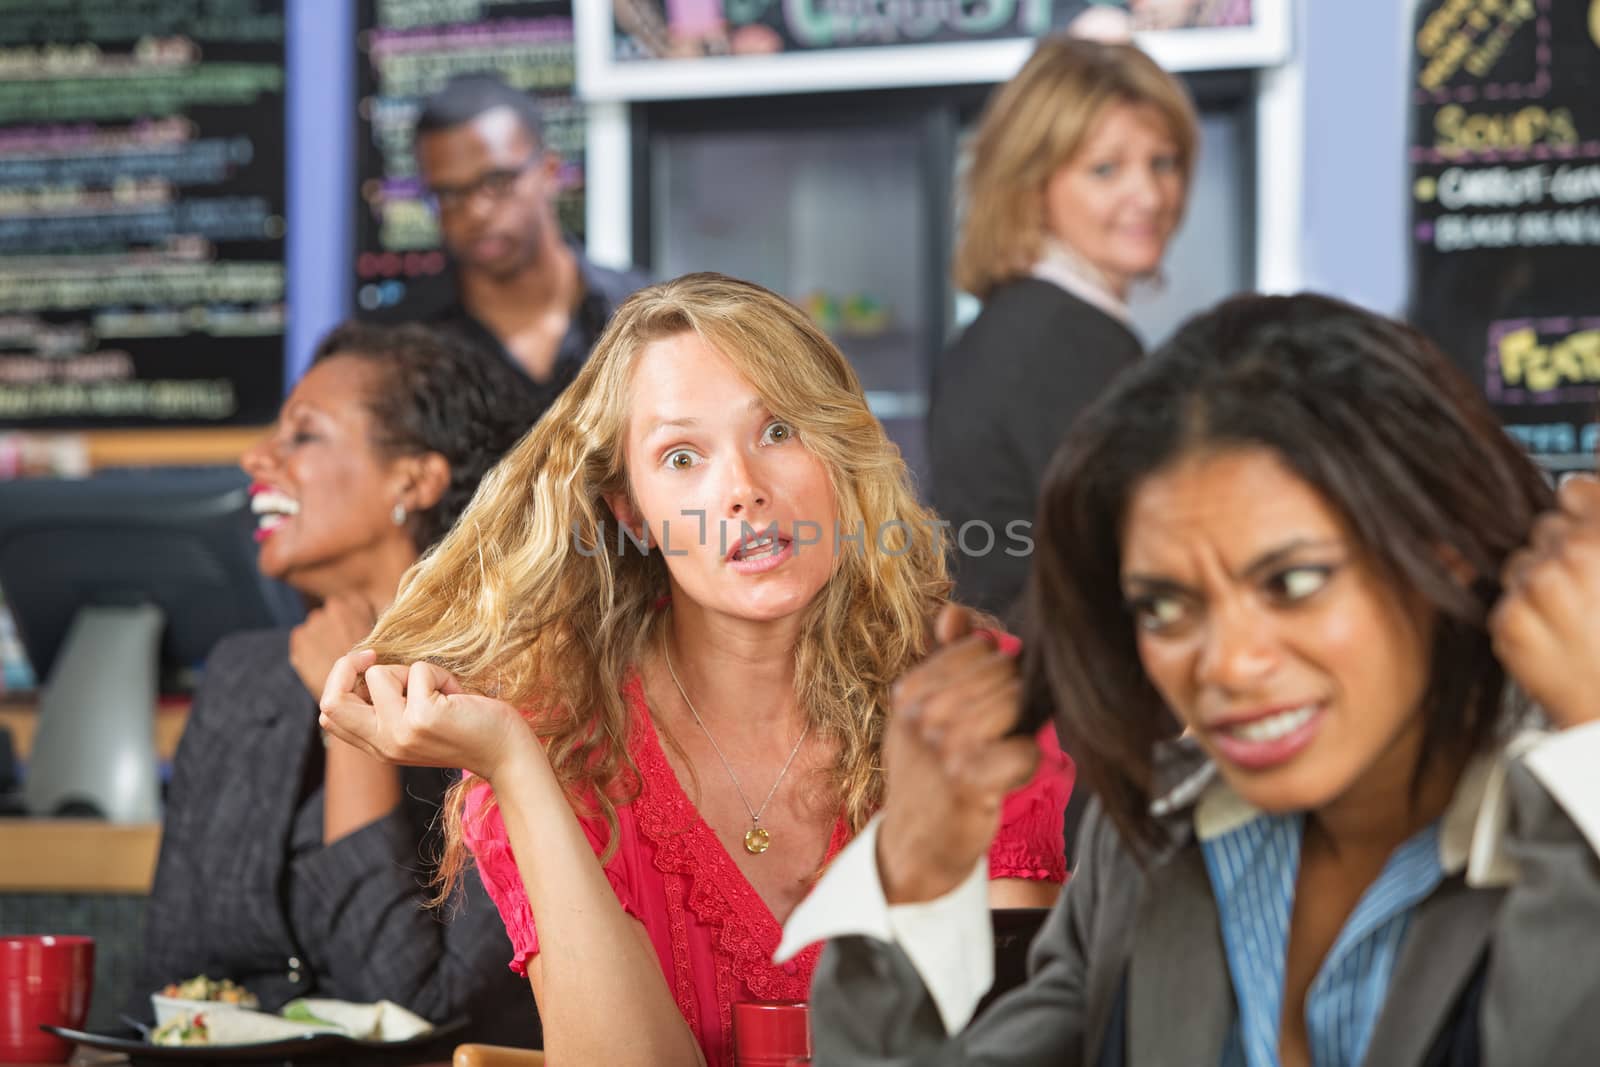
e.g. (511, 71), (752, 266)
(1022, 292), (1554, 857)
(312, 321), (534, 552)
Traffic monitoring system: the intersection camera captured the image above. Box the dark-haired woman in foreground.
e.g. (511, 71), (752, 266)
(137, 323), (541, 1047)
(787, 293), (1600, 1065)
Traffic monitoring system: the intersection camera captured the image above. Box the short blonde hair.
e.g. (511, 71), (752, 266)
(954, 36), (1199, 299)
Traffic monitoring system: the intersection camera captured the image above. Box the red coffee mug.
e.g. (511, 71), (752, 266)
(732, 1000), (810, 1067)
(0, 934), (95, 1064)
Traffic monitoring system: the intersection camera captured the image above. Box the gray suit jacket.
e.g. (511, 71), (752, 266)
(136, 629), (540, 1048)
(811, 747), (1599, 1066)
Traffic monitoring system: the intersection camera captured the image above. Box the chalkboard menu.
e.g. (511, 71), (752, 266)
(1408, 0), (1600, 473)
(0, 0), (287, 429)
(354, 0), (582, 317)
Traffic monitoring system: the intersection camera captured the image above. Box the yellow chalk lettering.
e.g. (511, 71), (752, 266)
(1503, 329), (1600, 392)
(1550, 337), (1585, 389)
(1435, 105), (1465, 148)
(1421, 33), (1474, 88)
(1434, 106), (1580, 154)
(1498, 327), (1538, 388)
(1551, 108), (1579, 146)
(1570, 330), (1600, 382)
(1419, 0), (1472, 56)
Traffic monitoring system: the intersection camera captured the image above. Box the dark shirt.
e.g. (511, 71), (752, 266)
(928, 279), (1143, 624)
(379, 243), (648, 422)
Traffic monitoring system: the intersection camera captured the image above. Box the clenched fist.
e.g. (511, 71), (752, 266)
(877, 604), (1039, 905)
(1491, 474), (1600, 730)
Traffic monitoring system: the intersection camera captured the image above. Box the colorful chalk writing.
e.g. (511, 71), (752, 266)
(1408, 0), (1600, 472)
(0, 0), (286, 428)
(1414, 0), (1548, 102)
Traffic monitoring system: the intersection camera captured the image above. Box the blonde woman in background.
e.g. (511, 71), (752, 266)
(318, 274), (1073, 1067)
(929, 35), (1198, 624)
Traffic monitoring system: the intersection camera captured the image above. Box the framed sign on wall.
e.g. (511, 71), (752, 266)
(574, 0), (1290, 101)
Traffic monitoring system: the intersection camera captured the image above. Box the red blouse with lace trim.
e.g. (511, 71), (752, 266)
(463, 675), (1073, 1067)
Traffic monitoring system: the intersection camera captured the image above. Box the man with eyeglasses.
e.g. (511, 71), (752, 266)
(397, 74), (646, 415)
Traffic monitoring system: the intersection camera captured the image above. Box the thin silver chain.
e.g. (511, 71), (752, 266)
(661, 630), (809, 828)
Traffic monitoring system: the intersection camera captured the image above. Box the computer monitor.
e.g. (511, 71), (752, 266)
(0, 467), (302, 821)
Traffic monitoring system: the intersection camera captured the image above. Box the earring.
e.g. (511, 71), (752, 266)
(392, 503), (407, 526)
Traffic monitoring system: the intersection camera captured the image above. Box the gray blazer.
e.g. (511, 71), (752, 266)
(136, 629), (540, 1048)
(810, 744), (1600, 1066)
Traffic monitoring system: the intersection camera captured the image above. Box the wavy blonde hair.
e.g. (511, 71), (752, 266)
(361, 272), (951, 895)
(954, 35), (1199, 299)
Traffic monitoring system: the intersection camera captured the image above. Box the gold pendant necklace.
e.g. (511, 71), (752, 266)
(663, 631), (809, 855)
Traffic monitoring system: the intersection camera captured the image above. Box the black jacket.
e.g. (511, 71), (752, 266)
(928, 280), (1142, 622)
(135, 629), (540, 1048)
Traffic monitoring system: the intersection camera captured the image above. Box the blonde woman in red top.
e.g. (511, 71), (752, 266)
(320, 273), (1071, 1066)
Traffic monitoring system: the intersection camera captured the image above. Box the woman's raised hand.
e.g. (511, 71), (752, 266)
(319, 649), (539, 782)
(1492, 474), (1600, 730)
(876, 604), (1039, 905)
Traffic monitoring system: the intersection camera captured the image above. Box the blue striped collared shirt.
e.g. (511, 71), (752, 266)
(1201, 814), (1445, 1067)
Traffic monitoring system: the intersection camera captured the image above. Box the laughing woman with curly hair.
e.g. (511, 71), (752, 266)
(137, 323), (540, 1047)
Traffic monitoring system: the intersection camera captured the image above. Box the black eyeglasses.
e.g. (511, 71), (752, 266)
(424, 154), (541, 214)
